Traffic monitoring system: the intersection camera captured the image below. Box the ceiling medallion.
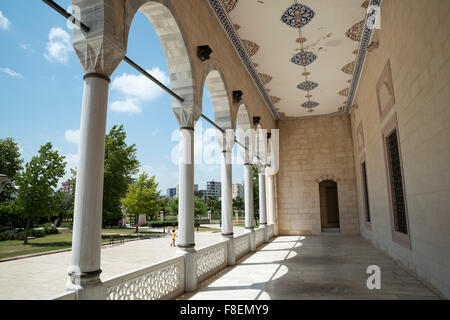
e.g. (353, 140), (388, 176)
(221, 0), (239, 13)
(281, 3), (315, 29)
(296, 37), (307, 43)
(301, 71), (310, 76)
(297, 81), (319, 91)
(338, 88), (349, 96)
(242, 40), (260, 56)
(305, 94), (313, 98)
(291, 51), (317, 66)
(259, 73), (273, 85)
(307, 109), (314, 113)
(341, 61), (355, 74)
(346, 20), (365, 41)
(301, 101), (319, 109)
(270, 96), (281, 104)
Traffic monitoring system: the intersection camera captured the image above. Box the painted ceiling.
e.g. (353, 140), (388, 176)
(210, 0), (377, 119)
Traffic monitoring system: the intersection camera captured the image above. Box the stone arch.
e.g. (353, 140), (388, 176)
(123, 0), (199, 127)
(200, 62), (233, 130)
(315, 175), (341, 184)
(235, 102), (254, 164)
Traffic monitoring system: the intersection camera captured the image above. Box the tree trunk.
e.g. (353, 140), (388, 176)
(135, 214), (139, 234)
(23, 218), (30, 245)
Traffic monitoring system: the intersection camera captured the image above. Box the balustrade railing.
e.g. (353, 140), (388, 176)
(196, 241), (228, 283)
(103, 256), (184, 300)
(234, 232), (251, 260)
(255, 227), (265, 247)
(51, 224), (278, 300)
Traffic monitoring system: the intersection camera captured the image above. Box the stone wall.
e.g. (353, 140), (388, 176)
(276, 115), (359, 236)
(349, 0), (450, 298)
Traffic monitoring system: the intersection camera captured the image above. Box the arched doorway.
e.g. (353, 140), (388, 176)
(319, 180), (340, 232)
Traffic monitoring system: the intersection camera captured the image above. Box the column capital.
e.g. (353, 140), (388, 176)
(72, 0), (128, 77)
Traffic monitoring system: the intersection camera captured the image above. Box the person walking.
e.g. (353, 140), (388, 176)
(170, 229), (176, 247)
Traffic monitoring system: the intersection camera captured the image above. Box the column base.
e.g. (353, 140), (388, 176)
(176, 246), (198, 292)
(66, 267), (105, 300)
(221, 234), (236, 266)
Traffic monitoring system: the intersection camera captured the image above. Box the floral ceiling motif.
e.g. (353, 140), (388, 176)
(281, 3), (316, 29)
(291, 51), (317, 66)
(259, 73), (272, 85)
(242, 40), (259, 56)
(297, 81), (318, 91)
(338, 88), (349, 96)
(341, 61), (355, 74)
(221, 0), (239, 13)
(301, 101), (319, 109)
(209, 0), (378, 118)
(346, 20), (365, 41)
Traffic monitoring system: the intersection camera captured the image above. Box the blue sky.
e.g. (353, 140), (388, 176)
(0, 1), (244, 195)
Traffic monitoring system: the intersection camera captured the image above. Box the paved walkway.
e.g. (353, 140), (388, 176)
(180, 235), (439, 300)
(0, 227), (244, 300)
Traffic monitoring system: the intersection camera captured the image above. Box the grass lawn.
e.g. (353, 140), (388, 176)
(0, 228), (166, 260)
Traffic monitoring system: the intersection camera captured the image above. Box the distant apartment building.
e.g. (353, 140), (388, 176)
(206, 181), (221, 198)
(168, 184), (198, 198)
(232, 183), (244, 199)
(60, 181), (74, 195)
(198, 189), (207, 201)
(167, 187), (177, 198)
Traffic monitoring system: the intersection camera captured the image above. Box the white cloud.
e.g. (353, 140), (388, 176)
(110, 67), (169, 114)
(110, 98), (142, 114)
(151, 128), (159, 137)
(0, 11), (10, 31)
(59, 152), (79, 185)
(65, 129), (80, 144)
(20, 43), (34, 52)
(0, 67), (22, 78)
(44, 27), (72, 64)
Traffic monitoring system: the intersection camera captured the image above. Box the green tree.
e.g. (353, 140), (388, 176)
(0, 137), (23, 202)
(121, 172), (161, 233)
(253, 164), (259, 224)
(12, 142), (66, 244)
(103, 125), (140, 226)
(168, 198), (179, 215)
(206, 196), (221, 217)
(194, 197), (208, 217)
(56, 169), (76, 224)
(232, 196), (244, 217)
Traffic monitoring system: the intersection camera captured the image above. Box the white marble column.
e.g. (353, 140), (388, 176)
(67, 74), (110, 299)
(244, 163), (256, 251)
(267, 173), (276, 226)
(176, 127), (197, 292)
(258, 166), (268, 242)
(221, 148), (235, 265)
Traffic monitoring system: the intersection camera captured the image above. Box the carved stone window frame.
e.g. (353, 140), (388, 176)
(381, 112), (411, 249)
(376, 59), (396, 121)
(360, 153), (371, 230)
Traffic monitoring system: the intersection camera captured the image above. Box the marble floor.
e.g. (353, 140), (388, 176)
(180, 235), (440, 300)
